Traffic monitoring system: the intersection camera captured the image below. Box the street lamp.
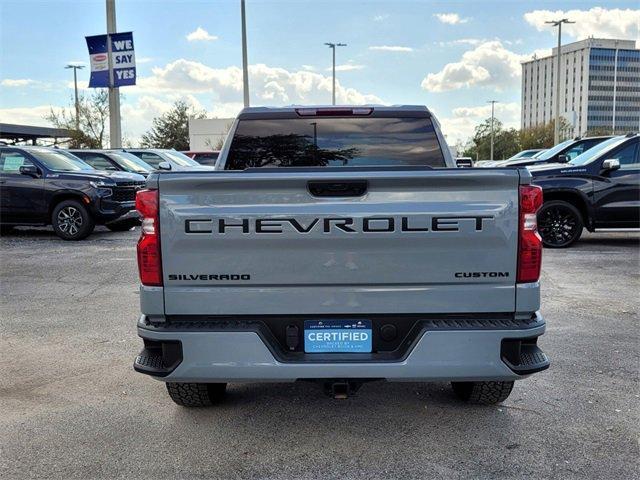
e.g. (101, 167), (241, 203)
(325, 42), (346, 105)
(487, 100), (498, 161)
(241, 0), (250, 107)
(65, 64), (85, 130)
(545, 18), (575, 144)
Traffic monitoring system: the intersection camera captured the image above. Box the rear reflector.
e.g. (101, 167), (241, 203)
(295, 107), (373, 117)
(136, 189), (162, 286)
(517, 185), (543, 283)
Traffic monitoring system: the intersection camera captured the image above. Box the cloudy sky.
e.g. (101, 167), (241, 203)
(1, 0), (638, 144)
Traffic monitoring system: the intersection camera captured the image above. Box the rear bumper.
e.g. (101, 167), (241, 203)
(134, 312), (548, 382)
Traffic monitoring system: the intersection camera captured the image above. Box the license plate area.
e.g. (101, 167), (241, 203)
(304, 319), (372, 353)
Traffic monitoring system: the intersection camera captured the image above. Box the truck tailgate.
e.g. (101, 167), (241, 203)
(158, 169), (522, 315)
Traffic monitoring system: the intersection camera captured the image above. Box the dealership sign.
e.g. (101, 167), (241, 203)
(85, 32), (136, 88)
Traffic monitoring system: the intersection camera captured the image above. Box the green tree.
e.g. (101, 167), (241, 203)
(140, 100), (206, 150)
(46, 90), (109, 148)
(585, 127), (614, 137)
(519, 119), (573, 150)
(465, 117), (521, 160)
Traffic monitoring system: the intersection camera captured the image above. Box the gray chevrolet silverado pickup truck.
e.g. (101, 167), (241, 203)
(133, 105), (549, 407)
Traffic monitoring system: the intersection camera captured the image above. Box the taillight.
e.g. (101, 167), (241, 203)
(295, 107), (373, 116)
(136, 189), (162, 286)
(517, 185), (543, 283)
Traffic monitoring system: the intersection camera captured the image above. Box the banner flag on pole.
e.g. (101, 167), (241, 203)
(86, 32), (136, 88)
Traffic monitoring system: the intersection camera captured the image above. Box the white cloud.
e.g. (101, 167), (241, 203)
(421, 41), (541, 93)
(434, 13), (469, 25)
(329, 63), (366, 72)
(1, 79), (37, 87)
(369, 45), (414, 52)
(186, 27), (218, 42)
(373, 14), (389, 22)
(438, 38), (485, 47)
(524, 7), (640, 40)
(138, 59), (382, 105)
(302, 65), (316, 71)
(437, 102), (521, 143)
(0, 105), (60, 126)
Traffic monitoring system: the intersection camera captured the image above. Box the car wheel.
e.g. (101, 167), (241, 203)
(451, 381), (514, 405)
(537, 200), (583, 248)
(51, 200), (95, 241)
(166, 382), (227, 407)
(106, 219), (138, 232)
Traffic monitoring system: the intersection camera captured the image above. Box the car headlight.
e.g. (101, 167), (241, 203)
(89, 180), (114, 188)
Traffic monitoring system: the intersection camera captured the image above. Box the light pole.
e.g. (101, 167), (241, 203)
(65, 64), (85, 130)
(325, 42), (346, 105)
(488, 100), (498, 161)
(612, 40), (619, 134)
(241, 0), (250, 107)
(545, 18), (574, 145)
(106, 0), (122, 148)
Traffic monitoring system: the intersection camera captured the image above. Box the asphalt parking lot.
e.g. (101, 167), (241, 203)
(1, 227), (638, 479)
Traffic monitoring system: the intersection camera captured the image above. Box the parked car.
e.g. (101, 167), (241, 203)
(482, 136), (612, 168)
(455, 156), (473, 168)
(133, 105), (548, 407)
(475, 149), (544, 168)
(125, 148), (213, 170)
(181, 150), (220, 166)
(0, 146), (146, 240)
(510, 148), (545, 159)
(530, 133), (640, 247)
(69, 149), (153, 177)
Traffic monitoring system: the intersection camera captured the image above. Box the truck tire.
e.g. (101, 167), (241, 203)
(166, 382), (227, 407)
(51, 200), (95, 241)
(451, 381), (514, 405)
(537, 200), (583, 248)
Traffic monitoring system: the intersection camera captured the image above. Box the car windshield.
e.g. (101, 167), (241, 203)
(225, 117), (446, 169)
(508, 150), (536, 160)
(532, 149), (547, 158)
(162, 150), (201, 167)
(109, 151), (151, 172)
(535, 139), (574, 160)
(569, 136), (629, 166)
(30, 148), (94, 171)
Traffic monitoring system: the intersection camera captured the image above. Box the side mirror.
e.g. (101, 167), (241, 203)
(456, 158), (473, 168)
(557, 154), (569, 163)
(19, 165), (40, 177)
(157, 161), (172, 171)
(601, 158), (620, 172)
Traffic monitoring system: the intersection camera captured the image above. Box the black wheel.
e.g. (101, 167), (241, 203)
(106, 219), (138, 232)
(51, 200), (95, 240)
(451, 381), (514, 405)
(537, 200), (583, 248)
(166, 382), (227, 407)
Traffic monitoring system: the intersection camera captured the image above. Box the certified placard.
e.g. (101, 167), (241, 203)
(304, 319), (372, 353)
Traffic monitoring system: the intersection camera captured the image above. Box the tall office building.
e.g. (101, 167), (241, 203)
(521, 38), (639, 138)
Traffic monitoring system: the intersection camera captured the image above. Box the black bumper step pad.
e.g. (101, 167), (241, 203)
(133, 340), (182, 377)
(501, 342), (550, 375)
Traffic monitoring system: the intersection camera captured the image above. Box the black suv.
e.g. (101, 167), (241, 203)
(69, 149), (153, 177)
(0, 146), (146, 240)
(530, 134), (640, 247)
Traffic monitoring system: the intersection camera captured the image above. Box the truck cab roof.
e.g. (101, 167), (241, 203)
(237, 105), (433, 120)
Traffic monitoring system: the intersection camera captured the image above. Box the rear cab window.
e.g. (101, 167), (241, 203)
(225, 114), (446, 170)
